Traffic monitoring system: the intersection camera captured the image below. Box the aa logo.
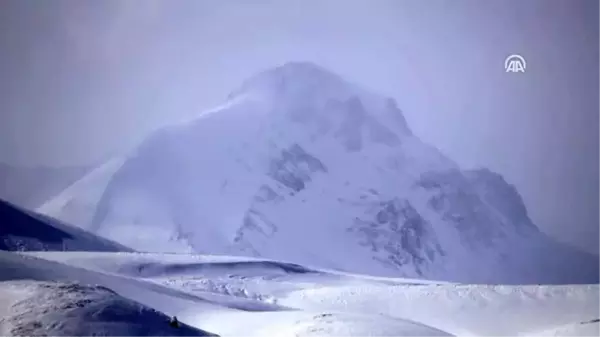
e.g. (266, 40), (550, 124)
(505, 54), (526, 73)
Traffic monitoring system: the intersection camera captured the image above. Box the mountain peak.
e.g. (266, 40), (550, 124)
(228, 61), (355, 102)
(268, 61), (339, 77)
(226, 61), (412, 137)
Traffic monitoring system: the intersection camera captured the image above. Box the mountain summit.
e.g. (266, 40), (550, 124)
(228, 61), (413, 138)
(229, 62), (350, 98)
(39, 62), (598, 284)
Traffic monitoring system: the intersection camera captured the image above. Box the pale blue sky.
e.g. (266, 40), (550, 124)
(0, 0), (597, 253)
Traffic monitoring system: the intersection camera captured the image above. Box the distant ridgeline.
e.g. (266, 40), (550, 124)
(0, 199), (132, 252)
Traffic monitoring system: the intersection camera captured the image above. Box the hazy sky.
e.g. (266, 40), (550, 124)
(0, 0), (598, 253)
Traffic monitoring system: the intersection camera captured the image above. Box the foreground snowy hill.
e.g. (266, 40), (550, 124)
(0, 248), (597, 336)
(0, 280), (213, 336)
(0, 199), (132, 252)
(40, 61), (598, 284)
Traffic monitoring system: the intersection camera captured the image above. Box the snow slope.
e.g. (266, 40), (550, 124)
(532, 319), (599, 336)
(0, 280), (214, 336)
(0, 198), (132, 252)
(0, 250), (451, 336)
(39, 61), (599, 284)
(2, 250), (597, 336)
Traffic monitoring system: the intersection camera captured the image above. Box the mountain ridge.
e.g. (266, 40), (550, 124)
(0, 198), (132, 252)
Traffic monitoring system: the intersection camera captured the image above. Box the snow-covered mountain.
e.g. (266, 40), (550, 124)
(0, 199), (132, 252)
(39, 61), (598, 284)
